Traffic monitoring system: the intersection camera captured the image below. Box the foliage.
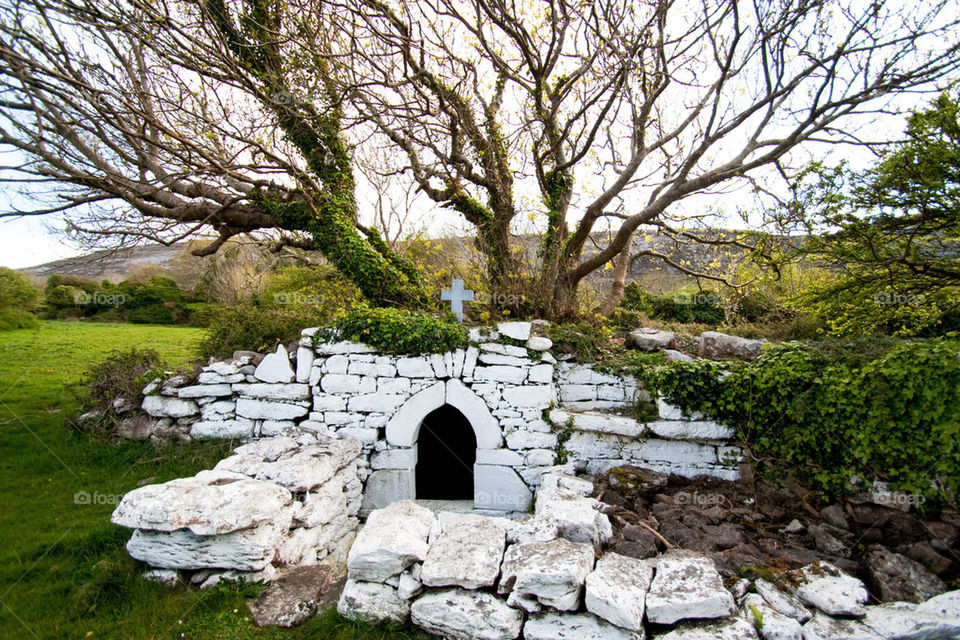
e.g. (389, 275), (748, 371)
(43, 275), (193, 325)
(257, 264), (363, 312)
(786, 94), (960, 337)
(72, 348), (168, 437)
(620, 282), (726, 325)
(0, 267), (41, 329)
(546, 320), (613, 363)
(0, 308), (40, 330)
(198, 305), (329, 359)
(643, 340), (960, 507)
(319, 306), (468, 354)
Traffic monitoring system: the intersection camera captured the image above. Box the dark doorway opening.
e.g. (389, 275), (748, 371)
(416, 404), (476, 500)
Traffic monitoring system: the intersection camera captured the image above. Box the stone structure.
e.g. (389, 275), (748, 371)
(138, 321), (742, 514)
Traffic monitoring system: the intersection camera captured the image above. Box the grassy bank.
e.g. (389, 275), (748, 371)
(0, 321), (426, 639)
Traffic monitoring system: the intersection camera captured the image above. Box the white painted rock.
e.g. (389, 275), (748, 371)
(799, 612), (880, 640)
(523, 612), (642, 639)
(232, 383), (310, 401)
(420, 512), (508, 589)
(254, 344), (296, 383)
(337, 579), (409, 623)
(189, 419), (254, 439)
(526, 336), (553, 351)
(741, 593), (802, 640)
(585, 552), (653, 632)
(498, 321), (532, 341)
(498, 537), (595, 611)
(232, 436), (301, 461)
(534, 487), (613, 551)
(550, 409), (646, 438)
(647, 419), (734, 440)
(111, 469), (292, 535)
(754, 578), (812, 623)
(794, 562), (868, 617)
(411, 588), (523, 640)
(347, 500), (435, 583)
(125, 520), (288, 571)
(235, 397), (309, 421)
(658, 616), (759, 640)
(862, 601), (960, 639)
(141, 395), (199, 418)
(645, 555), (736, 625)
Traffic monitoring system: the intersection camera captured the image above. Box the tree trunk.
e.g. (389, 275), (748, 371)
(601, 229), (636, 314)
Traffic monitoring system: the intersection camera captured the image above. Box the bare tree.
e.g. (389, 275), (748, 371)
(1, 0), (958, 318)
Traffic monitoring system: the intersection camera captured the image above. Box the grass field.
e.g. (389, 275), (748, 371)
(0, 321), (429, 639)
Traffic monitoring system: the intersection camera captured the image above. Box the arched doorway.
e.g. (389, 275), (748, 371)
(415, 405), (476, 500)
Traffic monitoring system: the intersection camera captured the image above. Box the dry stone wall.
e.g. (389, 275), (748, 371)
(139, 321), (741, 513)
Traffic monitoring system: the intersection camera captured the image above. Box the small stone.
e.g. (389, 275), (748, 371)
(142, 569), (179, 587)
(627, 327), (677, 351)
(782, 519), (805, 535)
(863, 545), (946, 603)
(254, 344), (295, 383)
(498, 321), (532, 341)
(820, 504), (850, 530)
(248, 565), (336, 628)
(526, 336), (553, 351)
(754, 579), (812, 623)
(740, 593), (802, 640)
(645, 554), (736, 625)
(794, 562), (868, 617)
(337, 579), (409, 623)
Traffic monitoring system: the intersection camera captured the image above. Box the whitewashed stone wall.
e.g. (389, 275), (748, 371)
(141, 322), (741, 513)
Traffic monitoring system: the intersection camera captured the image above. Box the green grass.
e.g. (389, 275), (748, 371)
(0, 321), (430, 639)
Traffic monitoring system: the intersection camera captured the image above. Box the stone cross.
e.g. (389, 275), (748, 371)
(441, 279), (473, 322)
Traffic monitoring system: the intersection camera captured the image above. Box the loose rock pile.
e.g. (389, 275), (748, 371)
(111, 435), (364, 588)
(337, 476), (960, 639)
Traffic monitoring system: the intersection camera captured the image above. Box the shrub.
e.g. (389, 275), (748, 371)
(197, 305), (331, 359)
(546, 321), (612, 363)
(0, 267), (41, 329)
(319, 306), (468, 354)
(72, 348), (167, 437)
(643, 340), (960, 508)
(619, 282), (725, 325)
(0, 308), (40, 330)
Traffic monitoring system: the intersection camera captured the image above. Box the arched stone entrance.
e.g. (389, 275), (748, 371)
(415, 404), (476, 500)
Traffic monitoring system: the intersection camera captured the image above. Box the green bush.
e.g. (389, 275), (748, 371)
(620, 282), (725, 325)
(546, 321), (613, 362)
(318, 306), (468, 354)
(642, 340), (960, 508)
(0, 267), (41, 329)
(72, 348), (167, 437)
(198, 305), (331, 359)
(0, 308), (41, 330)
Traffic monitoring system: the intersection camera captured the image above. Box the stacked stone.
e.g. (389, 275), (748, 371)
(549, 397), (742, 481)
(338, 478), (960, 640)
(110, 435), (363, 586)
(555, 363), (643, 410)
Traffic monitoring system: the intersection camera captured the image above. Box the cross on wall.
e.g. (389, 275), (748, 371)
(441, 279), (473, 322)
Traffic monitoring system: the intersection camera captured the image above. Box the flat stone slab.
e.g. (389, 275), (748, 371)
(217, 439), (361, 492)
(337, 579), (409, 623)
(799, 612), (880, 640)
(862, 602), (960, 639)
(523, 612), (643, 639)
(645, 554), (736, 625)
(740, 593), (802, 640)
(248, 565), (337, 628)
(657, 616), (759, 640)
(125, 520), (288, 571)
(549, 409), (646, 438)
(111, 469), (292, 535)
(347, 500), (435, 582)
(499, 537), (595, 612)
(534, 487), (612, 551)
(585, 552), (653, 632)
(794, 562), (868, 617)
(916, 589), (960, 622)
(411, 588), (523, 640)
(420, 512), (508, 589)
(647, 419), (734, 441)
(754, 578), (812, 623)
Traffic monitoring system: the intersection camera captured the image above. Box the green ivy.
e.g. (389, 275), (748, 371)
(316, 307), (468, 354)
(640, 340), (960, 508)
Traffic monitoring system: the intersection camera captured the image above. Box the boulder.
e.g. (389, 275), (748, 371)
(645, 554), (736, 625)
(863, 545), (946, 603)
(337, 579), (409, 624)
(248, 565), (338, 627)
(347, 500), (434, 582)
(125, 521), (287, 571)
(741, 593), (802, 640)
(627, 327), (677, 351)
(420, 512), (508, 589)
(584, 552), (653, 632)
(535, 487), (613, 551)
(498, 537), (595, 612)
(523, 612), (642, 640)
(794, 562), (868, 617)
(141, 395), (199, 418)
(411, 589), (523, 640)
(254, 344), (295, 383)
(111, 469), (292, 535)
(217, 439), (361, 492)
(698, 331), (764, 361)
(657, 616), (759, 640)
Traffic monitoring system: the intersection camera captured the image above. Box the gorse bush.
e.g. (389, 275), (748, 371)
(641, 340), (960, 508)
(318, 306), (468, 354)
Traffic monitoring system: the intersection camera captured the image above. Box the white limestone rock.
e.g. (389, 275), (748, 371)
(523, 612), (643, 640)
(741, 593), (802, 640)
(232, 436), (301, 461)
(189, 419), (255, 439)
(178, 384), (233, 398)
(337, 579), (410, 623)
(142, 395), (199, 418)
(411, 588), (523, 640)
(347, 500), (435, 582)
(585, 552), (653, 632)
(862, 601), (960, 640)
(916, 589), (960, 622)
(369, 448), (417, 470)
(142, 568), (179, 587)
(526, 336), (553, 351)
(540, 472), (594, 497)
(397, 569), (423, 600)
(232, 383), (310, 401)
(125, 520), (288, 571)
(235, 398), (309, 421)
(498, 321), (532, 341)
(534, 487), (613, 551)
(658, 616), (760, 640)
(505, 515), (560, 545)
(420, 512), (508, 589)
(498, 537), (595, 612)
(111, 469), (292, 535)
(360, 469), (416, 510)
(254, 345), (295, 383)
(550, 409), (645, 438)
(627, 327), (677, 351)
(647, 419), (734, 441)
(218, 439), (361, 492)
(474, 365), (528, 384)
(794, 562), (868, 618)
(755, 578), (812, 623)
(313, 340), (376, 355)
(799, 613), (880, 640)
(645, 554), (736, 625)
